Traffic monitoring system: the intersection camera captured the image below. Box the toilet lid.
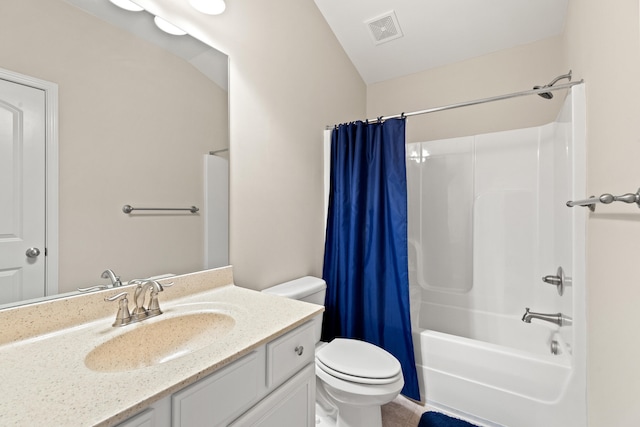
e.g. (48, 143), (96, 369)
(316, 338), (401, 384)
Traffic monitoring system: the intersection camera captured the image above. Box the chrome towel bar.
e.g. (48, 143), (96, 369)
(566, 188), (640, 212)
(122, 204), (199, 214)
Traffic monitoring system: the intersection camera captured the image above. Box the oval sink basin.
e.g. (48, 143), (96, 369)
(85, 312), (235, 372)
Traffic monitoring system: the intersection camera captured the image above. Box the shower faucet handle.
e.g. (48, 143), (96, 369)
(542, 266), (567, 296)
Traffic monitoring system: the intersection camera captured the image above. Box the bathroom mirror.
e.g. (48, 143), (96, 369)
(0, 0), (228, 308)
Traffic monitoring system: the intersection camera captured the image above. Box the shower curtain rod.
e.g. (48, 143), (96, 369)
(328, 80), (583, 128)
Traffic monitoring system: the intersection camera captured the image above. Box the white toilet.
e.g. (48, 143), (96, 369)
(263, 276), (404, 427)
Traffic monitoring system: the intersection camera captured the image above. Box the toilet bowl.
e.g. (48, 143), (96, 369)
(316, 338), (404, 426)
(262, 277), (404, 427)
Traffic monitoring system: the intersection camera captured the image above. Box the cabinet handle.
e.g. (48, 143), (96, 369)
(294, 345), (304, 356)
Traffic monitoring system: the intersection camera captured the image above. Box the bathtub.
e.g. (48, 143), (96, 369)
(413, 303), (576, 426)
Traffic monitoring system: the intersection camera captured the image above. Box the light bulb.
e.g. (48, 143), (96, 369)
(153, 16), (187, 36)
(189, 0), (226, 15)
(109, 0), (144, 12)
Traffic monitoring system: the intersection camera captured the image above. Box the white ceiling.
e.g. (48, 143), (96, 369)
(314, 0), (569, 84)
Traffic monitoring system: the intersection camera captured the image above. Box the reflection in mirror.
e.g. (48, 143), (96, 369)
(0, 0), (229, 308)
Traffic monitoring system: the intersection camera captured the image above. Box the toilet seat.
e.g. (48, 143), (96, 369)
(316, 338), (402, 385)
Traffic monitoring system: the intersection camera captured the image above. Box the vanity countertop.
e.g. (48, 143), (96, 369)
(0, 267), (323, 426)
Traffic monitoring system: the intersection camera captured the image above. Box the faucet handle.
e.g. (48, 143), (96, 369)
(146, 281), (173, 317)
(541, 266), (566, 296)
(131, 281), (150, 321)
(77, 284), (109, 292)
(105, 291), (128, 301)
(105, 292), (131, 327)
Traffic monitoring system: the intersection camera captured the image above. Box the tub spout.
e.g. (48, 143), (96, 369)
(522, 307), (572, 327)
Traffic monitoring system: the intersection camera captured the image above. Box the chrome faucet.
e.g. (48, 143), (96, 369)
(105, 279), (173, 327)
(101, 269), (123, 287)
(132, 279), (173, 321)
(522, 307), (573, 327)
(77, 269), (124, 292)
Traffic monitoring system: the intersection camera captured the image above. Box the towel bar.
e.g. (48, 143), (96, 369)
(122, 205), (199, 214)
(566, 188), (640, 212)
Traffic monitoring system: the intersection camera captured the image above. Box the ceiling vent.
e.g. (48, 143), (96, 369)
(365, 11), (403, 45)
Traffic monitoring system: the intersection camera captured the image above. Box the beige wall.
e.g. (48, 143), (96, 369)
(367, 36), (566, 143)
(135, 0), (366, 289)
(0, 0), (228, 291)
(225, 1), (365, 288)
(563, 0), (640, 425)
(226, 2), (365, 289)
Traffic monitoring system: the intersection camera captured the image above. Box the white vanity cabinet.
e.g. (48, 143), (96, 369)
(229, 319), (317, 427)
(117, 320), (317, 427)
(229, 364), (315, 427)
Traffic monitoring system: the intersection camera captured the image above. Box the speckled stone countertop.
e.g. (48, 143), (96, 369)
(0, 267), (323, 426)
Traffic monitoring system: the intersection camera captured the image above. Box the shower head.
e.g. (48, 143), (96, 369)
(533, 88), (554, 99)
(533, 70), (572, 99)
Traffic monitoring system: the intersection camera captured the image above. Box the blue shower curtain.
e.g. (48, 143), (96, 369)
(322, 118), (420, 400)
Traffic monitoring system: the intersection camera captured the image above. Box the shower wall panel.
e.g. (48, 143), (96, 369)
(408, 113), (574, 344)
(407, 137), (473, 294)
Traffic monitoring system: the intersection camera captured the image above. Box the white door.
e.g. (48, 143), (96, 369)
(0, 78), (46, 304)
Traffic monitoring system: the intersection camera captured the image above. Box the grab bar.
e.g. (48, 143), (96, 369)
(122, 204), (199, 214)
(566, 188), (640, 212)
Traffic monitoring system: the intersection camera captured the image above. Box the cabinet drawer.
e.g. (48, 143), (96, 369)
(266, 321), (315, 389)
(172, 351), (260, 427)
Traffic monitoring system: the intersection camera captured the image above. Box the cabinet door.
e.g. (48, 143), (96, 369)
(116, 408), (154, 427)
(230, 363), (315, 427)
(116, 397), (171, 427)
(172, 351), (261, 427)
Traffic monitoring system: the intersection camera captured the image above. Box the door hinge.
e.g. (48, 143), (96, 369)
(44, 247), (48, 256)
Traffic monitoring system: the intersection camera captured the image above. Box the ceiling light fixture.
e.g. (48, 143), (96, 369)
(189, 0), (226, 15)
(108, 0), (144, 12)
(153, 16), (187, 36)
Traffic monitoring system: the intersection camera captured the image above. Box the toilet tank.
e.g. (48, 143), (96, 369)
(262, 276), (326, 305)
(262, 276), (326, 343)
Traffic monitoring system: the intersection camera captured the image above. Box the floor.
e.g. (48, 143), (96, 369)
(381, 395), (430, 427)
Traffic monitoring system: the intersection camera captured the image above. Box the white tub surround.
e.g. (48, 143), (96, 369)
(408, 86), (586, 426)
(0, 266), (323, 426)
